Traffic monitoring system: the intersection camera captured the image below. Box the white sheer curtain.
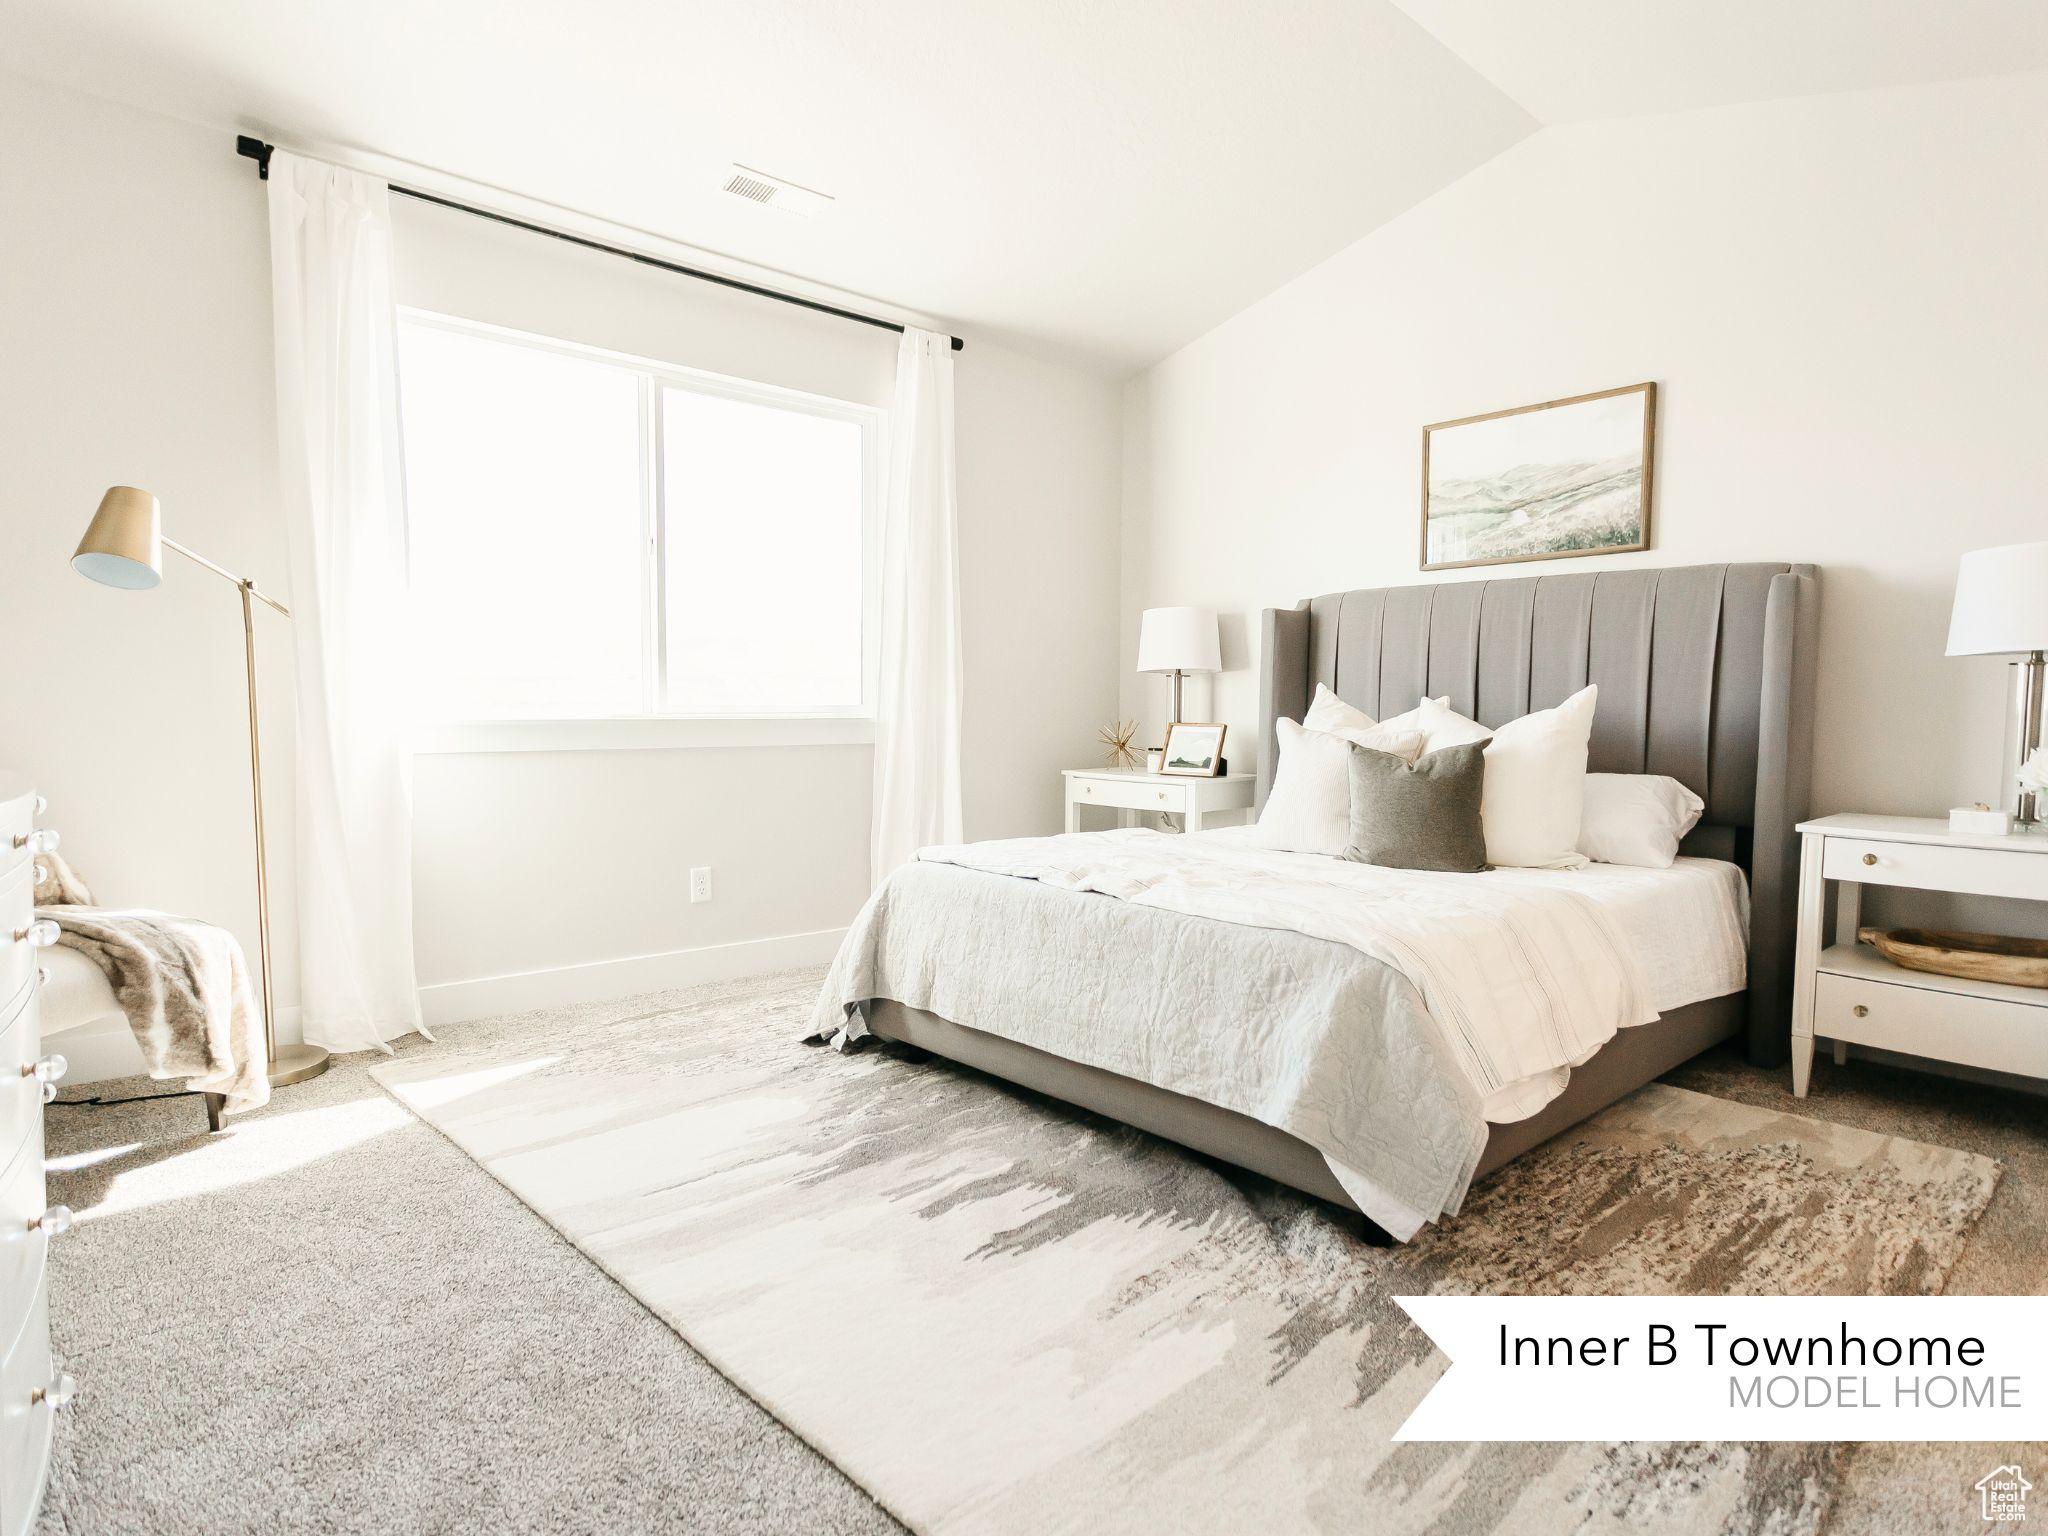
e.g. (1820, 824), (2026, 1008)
(871, 327), (964, 883)
(266, 151), (426, 1052)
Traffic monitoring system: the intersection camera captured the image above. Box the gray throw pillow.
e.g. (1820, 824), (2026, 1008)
(1343, 741), (1490, 872)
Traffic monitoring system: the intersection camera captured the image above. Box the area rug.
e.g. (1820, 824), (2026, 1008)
(371, 971), (2000, 1536)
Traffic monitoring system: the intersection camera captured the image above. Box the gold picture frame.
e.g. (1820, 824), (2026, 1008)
(1159, 721), (1227, 778)
(1420, 381), (1657, 572)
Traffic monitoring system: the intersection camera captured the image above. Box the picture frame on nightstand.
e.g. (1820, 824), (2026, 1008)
(1159, 722), (1226, 777)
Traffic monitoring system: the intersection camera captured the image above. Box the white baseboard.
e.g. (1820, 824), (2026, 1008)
(416, 927), (846, 1028)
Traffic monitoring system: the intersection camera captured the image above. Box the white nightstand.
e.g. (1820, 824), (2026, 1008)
(1791, 813), (2048, 1096)
(1062, 769), (1255, 834)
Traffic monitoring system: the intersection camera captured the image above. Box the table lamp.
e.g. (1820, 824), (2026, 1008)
(71, 486), (329, 1086)
(1947, 539), (2048, 828)
(1136, 607), (1220, 725)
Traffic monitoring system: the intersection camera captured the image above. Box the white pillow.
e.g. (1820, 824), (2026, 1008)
(1423, 686), (1600, 869)
(1296, 684), (1429, 757)
(1578, 773), (1706, 867)
(1253, 716), (1426, 856)
(1401, 696), (1492, 753)
(1301, 684), (1374, 736)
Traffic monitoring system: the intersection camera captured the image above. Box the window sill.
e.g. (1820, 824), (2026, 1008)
(413, 716), (876, 755)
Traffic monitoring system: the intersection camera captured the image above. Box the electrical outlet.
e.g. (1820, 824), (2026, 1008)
(689, 866), (713, 903)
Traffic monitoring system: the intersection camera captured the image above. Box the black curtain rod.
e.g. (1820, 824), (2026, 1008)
(235, 136), (964, 352)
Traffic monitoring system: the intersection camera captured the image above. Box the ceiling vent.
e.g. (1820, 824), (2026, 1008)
(721, 164), (833, 217)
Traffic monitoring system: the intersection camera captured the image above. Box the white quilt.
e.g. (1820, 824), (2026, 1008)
(918, 828), (1657, 1123)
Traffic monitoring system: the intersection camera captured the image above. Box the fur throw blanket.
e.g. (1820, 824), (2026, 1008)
(31, 849), (92, 907)
(35, 852), (270, 1115)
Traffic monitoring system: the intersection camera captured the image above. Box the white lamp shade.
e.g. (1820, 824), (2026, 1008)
(1136, 606), (1221, 674)
(1947, 541), (2048, 656)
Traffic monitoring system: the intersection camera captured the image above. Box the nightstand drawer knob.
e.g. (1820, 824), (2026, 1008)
(14, 919), (58, 949)
(10, 828), (57, 855)
(1851, 1004), (1869, 1018)
(28, 1206), (72, 1237)
(1862, 853), (1878, 866)
(1158, 791), (1167, 801)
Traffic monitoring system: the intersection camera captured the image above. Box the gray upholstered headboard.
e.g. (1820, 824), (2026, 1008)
(1257, 562), (1818, 1068)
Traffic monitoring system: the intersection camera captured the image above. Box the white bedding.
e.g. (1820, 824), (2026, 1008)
(818, 829), (1750, 1238)
(1191, 827), (1750, 1123)
(917, 828), (1717, 1125)
(1202, 825), (1750, 1014)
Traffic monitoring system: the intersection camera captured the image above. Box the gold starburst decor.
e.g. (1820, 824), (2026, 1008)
(1099, 719), (1139, 770)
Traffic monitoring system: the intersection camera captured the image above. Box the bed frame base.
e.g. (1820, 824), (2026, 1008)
(864, 993), (1743, 1220)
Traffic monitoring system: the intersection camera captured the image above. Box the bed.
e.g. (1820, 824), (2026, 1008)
(812, 562), (1818, 1238)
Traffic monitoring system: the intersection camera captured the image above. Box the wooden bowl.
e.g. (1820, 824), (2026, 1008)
(1856, 925), (2048, 989)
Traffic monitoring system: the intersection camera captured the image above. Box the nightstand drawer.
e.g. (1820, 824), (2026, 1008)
(1070, 777), (1184, 814)
(1821, 836), (2048, 899)
(1815, 970), (2048, 1078)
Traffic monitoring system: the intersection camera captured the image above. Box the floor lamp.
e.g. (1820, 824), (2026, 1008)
(71, 486), (330, 1087)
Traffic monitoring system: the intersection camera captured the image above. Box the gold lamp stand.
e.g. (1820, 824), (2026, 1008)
(73, 487), (329, 1088)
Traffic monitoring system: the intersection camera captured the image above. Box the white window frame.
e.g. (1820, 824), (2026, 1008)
(398, 309), (884, 754)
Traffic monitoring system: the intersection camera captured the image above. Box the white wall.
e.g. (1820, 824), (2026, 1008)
(2, 73), (1124, 1045)
(390, 198), (892, 1016)
(0, 76), (300, 1057)
(956, 345), (1123, 841)
(393, 200), (1122, 1017)
(1122, 71), (2048, 831)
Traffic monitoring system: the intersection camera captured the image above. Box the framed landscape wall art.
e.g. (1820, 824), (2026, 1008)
(1420, 381), (1657, 571)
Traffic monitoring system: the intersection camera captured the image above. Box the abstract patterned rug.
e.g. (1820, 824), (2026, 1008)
(371, 971), (1999, 1536)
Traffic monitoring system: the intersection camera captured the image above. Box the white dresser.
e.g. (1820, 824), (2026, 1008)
(0, 773), (73, 1536)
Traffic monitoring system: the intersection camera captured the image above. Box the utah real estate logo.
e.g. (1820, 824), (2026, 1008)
(1977, 1464), (2030, 1523)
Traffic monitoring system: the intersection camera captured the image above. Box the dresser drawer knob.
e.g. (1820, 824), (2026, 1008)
(30, 1374), (75, 1412)
(1852, 1004), (1869, 1018)
(1157, 791), (1167, 801)
(15, 919), (60, 949)
(1861, 853), (1878, 866)
(28, 1205), (72, 1237)
(24, 1054), (67, 1086)
(11, 828), (58, 855)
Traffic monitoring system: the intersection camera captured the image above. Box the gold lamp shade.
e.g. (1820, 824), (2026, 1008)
(73, 486), (164, 590)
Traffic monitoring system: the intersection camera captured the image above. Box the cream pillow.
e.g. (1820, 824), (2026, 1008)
(1578, 773), (1706, 867)
(1423, 686), (1600, 869)
(1254, 716), (1425, 856)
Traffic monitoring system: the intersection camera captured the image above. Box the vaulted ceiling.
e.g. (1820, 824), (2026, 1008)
(7, 1), (2045, 374)
(1390, 0), (2048, 125)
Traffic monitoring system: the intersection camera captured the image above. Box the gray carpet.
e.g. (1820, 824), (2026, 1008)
(33, 969), (2046, 1535)
(36, 973), (902, 1536)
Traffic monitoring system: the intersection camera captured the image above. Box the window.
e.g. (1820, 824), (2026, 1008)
(397, 313), (879, 730)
